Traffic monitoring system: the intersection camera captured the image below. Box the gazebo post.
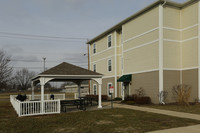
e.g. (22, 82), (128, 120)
(40, 78), (45, 113)
(31, 82), (34, 100)
(98, 82), (102, 108)
(93, 78), (102, 108)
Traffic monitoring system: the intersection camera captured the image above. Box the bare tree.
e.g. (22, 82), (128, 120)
(15, 68), (35, 90)
(0, 50), (12, 89)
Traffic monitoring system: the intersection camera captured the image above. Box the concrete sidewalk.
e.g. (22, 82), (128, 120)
(147, 124), (200, 133)
(113, 103), (200, 121)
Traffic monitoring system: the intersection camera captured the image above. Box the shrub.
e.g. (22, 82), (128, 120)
(135, 96), (151, 104)
(135, 87), (145, 97)
(113, 97), (122, 101)
(172, 84), (191, 105)
(124, 94), (137, 101)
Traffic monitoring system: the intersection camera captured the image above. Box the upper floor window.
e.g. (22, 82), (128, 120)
(108, 59), (112, 72)
(108, 35), (112, 48)
(93, 64), (96, 72)
(93, 43), (96, 54)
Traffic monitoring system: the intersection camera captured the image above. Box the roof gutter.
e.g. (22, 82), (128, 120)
(87, 0), (199, 44)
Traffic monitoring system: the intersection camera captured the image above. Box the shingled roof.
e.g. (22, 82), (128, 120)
(39, 62), (102, 76)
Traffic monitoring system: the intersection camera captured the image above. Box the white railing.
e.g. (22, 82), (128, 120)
(74, 92), (89, 99)
(10, 95), (60, 117)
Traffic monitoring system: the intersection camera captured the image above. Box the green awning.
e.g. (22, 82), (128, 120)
(117, 74), (132, 82)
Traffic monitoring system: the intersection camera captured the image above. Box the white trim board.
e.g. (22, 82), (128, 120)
(90, 54), (121, 64)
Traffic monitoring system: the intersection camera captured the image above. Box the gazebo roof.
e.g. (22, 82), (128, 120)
(32, 62), (103, 81)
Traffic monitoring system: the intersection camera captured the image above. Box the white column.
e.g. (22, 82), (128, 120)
(122, 83), (125, 100)
(159, 4), (164, 103)
(40, 78), (45, 113)
(92, 78), (102, 108)
(98, 82), (102, 108)
(31, 82), (34, 100)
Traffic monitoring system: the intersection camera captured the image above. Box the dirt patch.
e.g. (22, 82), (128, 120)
(111, 114), (123, 118)
(115, 127), (137, 133)
(56, 128), (75, 133)
(96, 120), (114, 125)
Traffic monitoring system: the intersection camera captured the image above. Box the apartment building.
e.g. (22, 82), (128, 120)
(87, 0), (200, 103)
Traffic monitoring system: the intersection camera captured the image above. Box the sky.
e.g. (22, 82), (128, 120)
(0, 0), (188, 74)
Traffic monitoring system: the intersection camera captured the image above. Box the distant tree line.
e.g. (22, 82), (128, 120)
(0, 49), (36, 92)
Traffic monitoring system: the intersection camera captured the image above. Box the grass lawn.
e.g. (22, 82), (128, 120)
(144, 104), (200, 115)
(1, 101), (200, 133)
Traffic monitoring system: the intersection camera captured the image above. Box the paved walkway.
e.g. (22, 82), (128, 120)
(103, 103), (200, 133)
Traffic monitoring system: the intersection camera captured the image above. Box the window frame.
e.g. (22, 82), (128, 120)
(93, 43), (96, 54)
(93, 84), (97, 95)
(107, 34), (112, 48)
(108, 59), (112, 72)
(93, 64), (96, 72)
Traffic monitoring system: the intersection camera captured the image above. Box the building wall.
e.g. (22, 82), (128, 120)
(181, 2), (198, 69)
(163, 70), (181, 103)
(88, 1), (200, 103)
(182, 69), (198, 102)
(131, 71), (159, 103)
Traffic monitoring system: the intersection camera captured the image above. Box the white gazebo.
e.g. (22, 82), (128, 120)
(10, 62), (103, 117)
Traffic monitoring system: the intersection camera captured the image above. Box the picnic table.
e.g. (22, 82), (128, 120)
(79, 96), (97, 106)
(60, 99), (86, 112)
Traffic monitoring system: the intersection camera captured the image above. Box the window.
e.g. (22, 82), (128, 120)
(108, 35), (112, 48)
(107, 83), (112, 96)
(93, 43), (96, 54)
(108, 59), (112, 72)
(93, 64), (96, 72)
(93, 84), (97, 95)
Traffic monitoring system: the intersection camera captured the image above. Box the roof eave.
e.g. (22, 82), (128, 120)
(87, 0), (199, 44)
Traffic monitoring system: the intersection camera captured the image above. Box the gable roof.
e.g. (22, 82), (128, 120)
(39, 62), (102, 76)
(87, 0), (199, 44)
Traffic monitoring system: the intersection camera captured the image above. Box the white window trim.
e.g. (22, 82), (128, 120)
(93, 84), (97, 95)
(107, 83), (112, 96)
(107, 34), (112, 48)
(93, 63), (96, 72)
(93, 43), (96, 54)
(107, 59), (112, 72)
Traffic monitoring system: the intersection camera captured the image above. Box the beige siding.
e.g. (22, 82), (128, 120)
(163, 29), (180, 41)
(117, 55), (122, 76)
(123, 30), (159, 51)
(131, 71), (159, 103)
(182, 26), (198, 40)
(163, 7), (180, 29)
(163, 41), (181, 69)
(123, 43), (159, 74)
(181, 2), (198, 29)
(123, 7), (159, 41)
(91, 48), (115, 62)
(163, 70), (181, 103)
(182, 39), (198, 68)
(182, 69), (198, 102)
